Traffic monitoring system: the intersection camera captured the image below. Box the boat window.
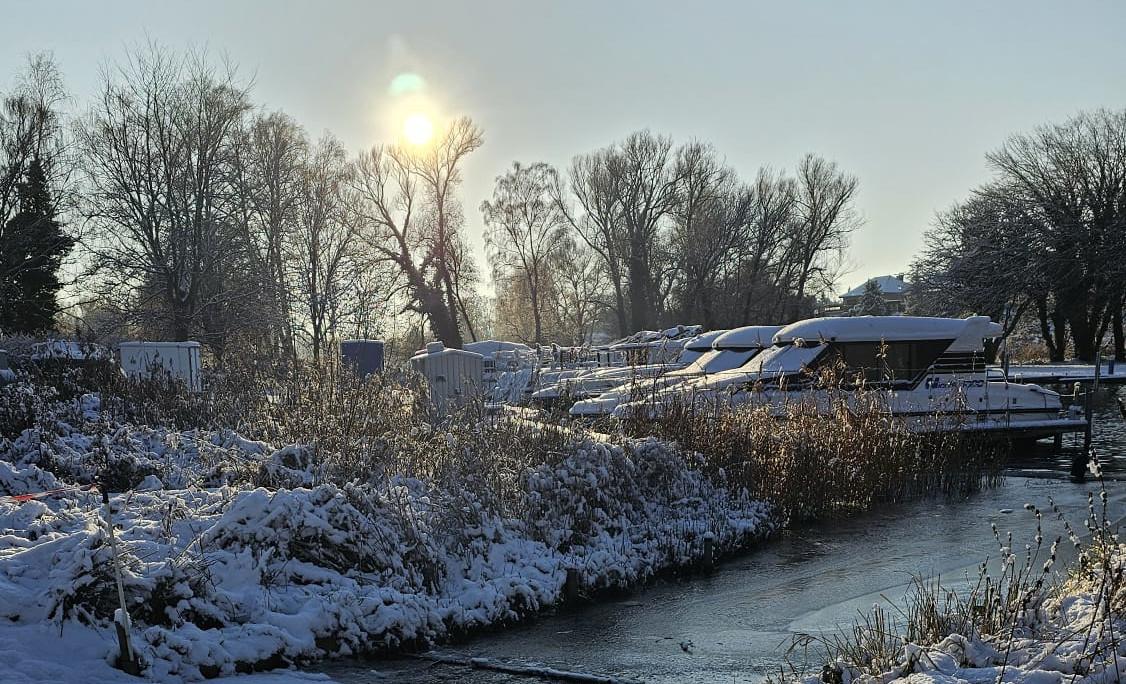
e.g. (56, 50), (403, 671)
(676, 346), (707, 366)
(740, 343), (825, 380)
(817, 339), (952, 387)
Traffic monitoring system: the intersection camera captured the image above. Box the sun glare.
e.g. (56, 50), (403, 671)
(403, 112), (434, 146)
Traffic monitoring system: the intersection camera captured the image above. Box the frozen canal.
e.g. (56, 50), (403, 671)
(315, 387), (1126, 684)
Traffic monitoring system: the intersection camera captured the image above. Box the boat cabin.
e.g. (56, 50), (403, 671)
(741, 316), (1001, 390)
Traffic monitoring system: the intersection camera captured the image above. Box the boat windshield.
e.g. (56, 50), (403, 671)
(676, 346), (708, 367)
(673, 348), (761, 376)
(738, 342), (825, 381)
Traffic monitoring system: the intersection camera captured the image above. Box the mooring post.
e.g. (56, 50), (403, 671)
(1085, 353), (1101, 451)
(702, 532), (714, 572)
(564, 567), (580, 602)
(102, 488), (140, 675)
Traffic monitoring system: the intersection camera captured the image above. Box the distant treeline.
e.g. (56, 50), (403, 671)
(2, 44), (1122, 363)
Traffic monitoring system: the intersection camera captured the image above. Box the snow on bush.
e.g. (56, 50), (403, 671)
(0, 383), (777, 681)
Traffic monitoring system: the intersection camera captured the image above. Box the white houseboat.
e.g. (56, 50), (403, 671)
(614, 316), (1087, 441)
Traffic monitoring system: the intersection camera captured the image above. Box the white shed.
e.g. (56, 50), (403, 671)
(118, 341), (203, 391)
(409, 341), (484, 417)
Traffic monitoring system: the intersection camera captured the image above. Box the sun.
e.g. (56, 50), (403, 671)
(402, 112), (434, 146)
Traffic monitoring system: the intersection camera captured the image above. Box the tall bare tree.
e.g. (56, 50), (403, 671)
(482, 161), (569, 344)
(781, 154), (860, 321)
(666, 143), (753, 328)
(985, 110), (1126, 361)
(79, 45), (252, 346)
(561, 131), (680, 335)
(229, 110), (307, 365)
(350, 116), (483, 348)
(916, 110), (1126, 361)
(286, 134), (364, 362)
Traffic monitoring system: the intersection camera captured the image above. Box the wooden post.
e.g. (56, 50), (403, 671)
(1073, 355), (1101, 481)
(564, 567), (580, 602)
(702, 533), (714, 572)
(1085, 354), (1101, 451)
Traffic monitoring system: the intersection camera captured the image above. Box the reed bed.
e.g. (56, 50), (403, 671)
(617, 367), (1006, 521)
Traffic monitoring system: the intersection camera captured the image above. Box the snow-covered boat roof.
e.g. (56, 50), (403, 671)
(712, 325), (783, 350)
(773, 316), (1002, 351)
(683, 329), (728, 351)
(609, 324), (703, 346)
(463, 340), (534, 358)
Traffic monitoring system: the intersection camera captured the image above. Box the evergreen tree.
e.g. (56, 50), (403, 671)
(0, 157), (74, 333)
(854, 279), (888, 316)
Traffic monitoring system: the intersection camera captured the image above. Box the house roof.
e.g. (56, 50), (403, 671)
(842, 275), (909, 298)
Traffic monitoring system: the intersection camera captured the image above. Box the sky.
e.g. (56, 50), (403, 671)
(2, 0), (1125, 298)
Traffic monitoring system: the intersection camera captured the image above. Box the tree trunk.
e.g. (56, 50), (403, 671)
(1114, 305), (1125, 362)
(1037, 297), (1060, 362)
(1067, 308), (1095, 362)
(628, 255), (653, 333)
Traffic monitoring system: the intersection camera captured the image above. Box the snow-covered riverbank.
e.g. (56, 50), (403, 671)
(0, 395), (774, 682)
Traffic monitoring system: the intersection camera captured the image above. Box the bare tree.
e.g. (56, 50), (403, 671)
(560, 131), (680, 335)
(550, 237), (610, 345)
(229, 110), (307, 365)
(349, 116), (483, 348)
(666, 142), (753, 328)
(79, 45), (252, 346)
(984, 109), (1126, 361)
(738, 168), (797, 323)
(909, 190), (1045, 338)
(285, 134), (364, 362)
(780, 154), (861, 321)
(557, 148), (626, 334)
(482, 161), (569, 344)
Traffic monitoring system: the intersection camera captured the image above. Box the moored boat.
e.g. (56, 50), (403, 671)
(614, 315), (1087, 441)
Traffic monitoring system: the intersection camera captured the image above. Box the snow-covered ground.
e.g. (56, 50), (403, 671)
(0, 391), (772, 683)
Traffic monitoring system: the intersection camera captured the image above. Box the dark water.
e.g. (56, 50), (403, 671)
(315, 385), (1126, 684)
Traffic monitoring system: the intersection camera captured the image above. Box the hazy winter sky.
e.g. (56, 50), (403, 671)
(3, 0), (1125, 296)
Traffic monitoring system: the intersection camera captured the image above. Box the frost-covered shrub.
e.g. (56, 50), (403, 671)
(202, 484), (446, 590)
(523, 440), (642, 550)
(254, 445), (318, 488)
(44, 518), (139, 624)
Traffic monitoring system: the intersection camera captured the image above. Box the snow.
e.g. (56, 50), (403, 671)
(711, 325), (784, 350)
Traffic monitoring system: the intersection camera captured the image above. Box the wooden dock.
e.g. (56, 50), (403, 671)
(1001, 362), (1126, 385)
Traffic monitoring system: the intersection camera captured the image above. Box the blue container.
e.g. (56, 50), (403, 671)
(341, 340), (385, 376)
